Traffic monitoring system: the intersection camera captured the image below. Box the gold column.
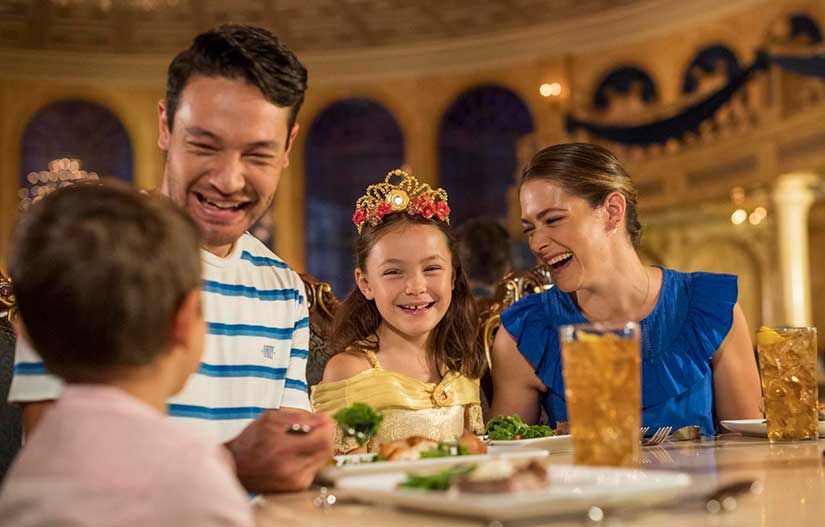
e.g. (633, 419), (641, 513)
(772, 172), (820, 326)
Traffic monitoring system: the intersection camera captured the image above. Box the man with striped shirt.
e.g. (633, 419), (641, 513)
(9, 24), (335, 493)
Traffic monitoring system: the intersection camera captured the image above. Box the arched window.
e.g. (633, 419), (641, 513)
(305, 98), (404, 296)
(682, 44), (741, 95)
(593, 66), (658, 110)
(789, 13), (822, 44)
(20, 99), (133, 189)
(438, 85), (534, 223)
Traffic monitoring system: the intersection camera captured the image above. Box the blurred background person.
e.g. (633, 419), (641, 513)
(455, 218), (512, 300)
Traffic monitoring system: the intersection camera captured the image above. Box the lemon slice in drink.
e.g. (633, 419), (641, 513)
(756, 326), (785, 346)
(574, 330), (605, 343)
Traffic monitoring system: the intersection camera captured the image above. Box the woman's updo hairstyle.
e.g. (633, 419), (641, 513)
(521, 142), (643, 248)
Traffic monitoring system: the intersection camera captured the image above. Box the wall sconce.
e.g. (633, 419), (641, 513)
(729, 187), (767, 226)
(540, 82), (562, 98)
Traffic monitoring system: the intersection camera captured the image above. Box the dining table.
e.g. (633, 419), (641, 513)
(255, 434), (825, 526)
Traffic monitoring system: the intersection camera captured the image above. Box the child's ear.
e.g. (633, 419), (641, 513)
(355, 268), (374, 300)
(170, 289), (203, 349)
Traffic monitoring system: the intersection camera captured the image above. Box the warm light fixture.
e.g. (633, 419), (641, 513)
(540, 82), (562, 97)
(748, 206), (768, 225)
(729, 187), (767, 226)
(731, 209), (747, 225)
(18, 158), (99, 211)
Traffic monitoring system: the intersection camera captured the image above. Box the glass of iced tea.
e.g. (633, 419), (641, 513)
(756, 326), (818, 442)
(560, 322), (641, 467)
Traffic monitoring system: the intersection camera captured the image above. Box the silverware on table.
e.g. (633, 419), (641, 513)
(642, 426), (672, 446)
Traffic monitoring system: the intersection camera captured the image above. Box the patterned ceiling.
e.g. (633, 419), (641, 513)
(0, 0), (640, 54)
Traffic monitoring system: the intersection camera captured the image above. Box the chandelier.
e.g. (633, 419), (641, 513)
(18, 158), (100, 211)
(50, 0), (180, 11)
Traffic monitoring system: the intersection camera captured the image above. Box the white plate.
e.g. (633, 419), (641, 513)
(319, 449), (548, 483)
(336, 464), (692, 521)
(720, 419), (825, 438)
(488, 433), (572, 451)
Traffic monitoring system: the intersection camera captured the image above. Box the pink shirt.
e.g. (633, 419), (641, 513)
(0, 384), (253, 526)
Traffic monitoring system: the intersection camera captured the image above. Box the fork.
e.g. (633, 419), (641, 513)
(341, 426), (369, 446)
(642, 426), (672, 446)
(639, 426), (650, 440)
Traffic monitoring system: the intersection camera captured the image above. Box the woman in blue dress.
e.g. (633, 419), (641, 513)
(490, 143), (762, 436)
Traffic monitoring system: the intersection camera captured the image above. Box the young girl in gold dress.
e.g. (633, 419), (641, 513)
(310, 169), (486, 453)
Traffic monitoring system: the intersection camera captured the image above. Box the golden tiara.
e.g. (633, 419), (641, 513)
(352, 168), (450, 234)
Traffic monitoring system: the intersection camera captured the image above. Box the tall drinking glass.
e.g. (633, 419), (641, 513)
(756, 326), (818, 442)
(560, 322), (641, 467)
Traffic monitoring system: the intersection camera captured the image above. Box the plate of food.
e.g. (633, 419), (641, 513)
(321, 444), (549, 482)
(719, 419), (825, 438)
(318, 403), (548, 483)
(335, 458), (692, 521)
(485, 415), (572, 451)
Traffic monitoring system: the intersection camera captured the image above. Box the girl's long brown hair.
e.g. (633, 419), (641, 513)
(331, 212), (485, 379)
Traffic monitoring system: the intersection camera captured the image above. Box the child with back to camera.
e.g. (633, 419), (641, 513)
(0, 184), (252, 526)
(311, 169), (487, 454)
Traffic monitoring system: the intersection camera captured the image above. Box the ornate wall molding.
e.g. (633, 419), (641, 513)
(0, 0), (767, 84)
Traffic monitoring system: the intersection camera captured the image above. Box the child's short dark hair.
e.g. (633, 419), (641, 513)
(9, 184), (202, 383)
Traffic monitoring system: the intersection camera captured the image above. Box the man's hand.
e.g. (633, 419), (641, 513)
(226, 408), (335, 493)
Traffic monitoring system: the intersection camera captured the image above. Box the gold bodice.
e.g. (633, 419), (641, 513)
(310, 350), (483, 453)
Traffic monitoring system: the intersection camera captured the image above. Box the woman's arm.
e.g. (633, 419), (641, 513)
(712, 303), (763, 420)
(489, 327), (547, 424)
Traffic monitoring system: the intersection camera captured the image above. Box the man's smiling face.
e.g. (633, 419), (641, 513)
(158, 75), (298, 256)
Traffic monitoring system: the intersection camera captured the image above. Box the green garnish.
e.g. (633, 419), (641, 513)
(485, 414), (554, 440)
(399, 465), (476, 491)
(334, 402), (384, 447)
(521, 424), (554, 439)
(419, 441), (470, 459)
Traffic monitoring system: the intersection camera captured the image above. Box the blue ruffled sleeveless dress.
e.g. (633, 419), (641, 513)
(500, 268), (737, 436)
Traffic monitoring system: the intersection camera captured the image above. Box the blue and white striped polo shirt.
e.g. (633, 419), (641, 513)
(9, 233), (311, 443)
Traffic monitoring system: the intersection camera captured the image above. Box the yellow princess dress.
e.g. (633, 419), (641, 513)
(310, 349), (484, 453)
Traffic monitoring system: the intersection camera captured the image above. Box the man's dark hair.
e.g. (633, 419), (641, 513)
(166, 24), (307, 140)
(9, 184), (202, 383)
(455, 218), (511, 286)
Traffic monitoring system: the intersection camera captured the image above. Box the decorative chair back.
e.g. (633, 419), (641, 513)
(299, 273), (340, 388)
(0, 271), (21, 483)
(480, 265), (554, 368)
(0, 271), (16, 332)
(478, 265), (553, 406)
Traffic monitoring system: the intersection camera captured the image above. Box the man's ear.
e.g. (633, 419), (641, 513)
(603, 191), (626, 233)
(169, 289), (202, 349)
(157, 99), (171, 152)
(355, 267), (374, 300)
(283, 122), (300, 168)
